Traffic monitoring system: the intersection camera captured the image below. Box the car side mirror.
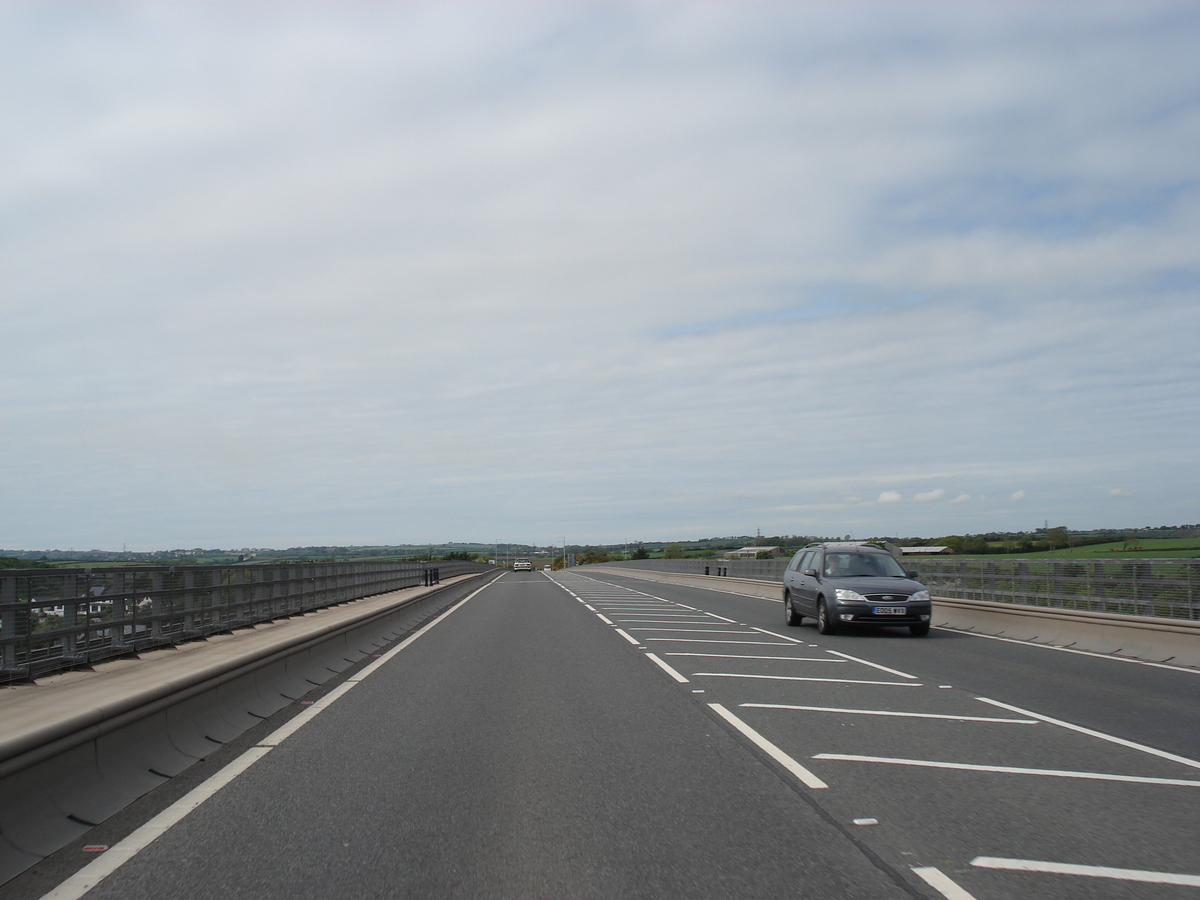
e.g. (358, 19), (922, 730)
(803, 567), (818, 577)
(906, 569), (918, 579)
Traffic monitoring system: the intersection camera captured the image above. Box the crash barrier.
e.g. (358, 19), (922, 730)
(1, 560), (490, 683)
(590, 565), (1200, 670)
(594, 557), (1200, 620)
(0, 570), (500, 886)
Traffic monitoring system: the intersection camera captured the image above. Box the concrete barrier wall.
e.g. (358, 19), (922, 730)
(595, 566), (1200, 671)
(0, 571), (497, 886)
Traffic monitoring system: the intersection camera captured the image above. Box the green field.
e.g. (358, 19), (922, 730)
(958, 538), (1200, 560)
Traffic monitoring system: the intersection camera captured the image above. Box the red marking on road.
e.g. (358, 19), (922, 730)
(300, 701), (315, 705)
(83, 845), (107, 853)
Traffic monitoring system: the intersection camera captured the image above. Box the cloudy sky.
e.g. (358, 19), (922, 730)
(3, 1), (1198, 550)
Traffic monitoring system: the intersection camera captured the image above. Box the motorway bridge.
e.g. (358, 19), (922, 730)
(5, 568), (1200, 899)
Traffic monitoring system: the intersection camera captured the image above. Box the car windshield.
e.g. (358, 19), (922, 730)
(822, 552), (906, 578)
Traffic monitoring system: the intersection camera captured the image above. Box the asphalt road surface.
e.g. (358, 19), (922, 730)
(15, 570), (1200, 900)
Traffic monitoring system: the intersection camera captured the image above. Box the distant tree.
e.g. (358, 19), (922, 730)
(663, 544), (685, 559)
(965, 536), (990, 554)
(1046, 527), (1069, 549)
(755, 550), (773, 560)
(631, 546), (649, 560)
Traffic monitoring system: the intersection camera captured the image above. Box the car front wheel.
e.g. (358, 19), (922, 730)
(816, 599), (838, 635)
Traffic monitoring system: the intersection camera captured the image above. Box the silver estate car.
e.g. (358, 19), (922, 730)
(782, 542), (932, 636)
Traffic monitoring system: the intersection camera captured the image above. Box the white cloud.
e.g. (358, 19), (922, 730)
(1, 2), (1198, 547)
(913, 489), (946, 503)
(1011, 490), (1027, 501)
(1109, 488), (1133, 497)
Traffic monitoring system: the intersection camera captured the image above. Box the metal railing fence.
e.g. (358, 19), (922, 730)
(592, 556), (1200, 620)
(909, 558), (1199, 620)
(0, 560), (491, 682)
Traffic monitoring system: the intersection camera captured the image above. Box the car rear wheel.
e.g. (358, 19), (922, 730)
(784, 591), (801, 626)
(909, 623), (930, 637)
(816, 599), (837, 635)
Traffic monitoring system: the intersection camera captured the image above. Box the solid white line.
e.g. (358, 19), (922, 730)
(696, 673), (921, 687)
(39, 746), (275, 900)
(614, 618), (714, 623)
(749, 626), (807, 644)
(37, 577), (496, 900)
(936, 627), (1200, 675)
(351, 580), (495, 680)
(912, 866), (979, 899)
(823, 649), (918, 679)
(645, 653), (690, 683)
(975, 697), (1200, 771)
(970, 857), (1200, 887)
(614, 628), (642, 646)
(812, 754), (1200, 787)
(708, 704), (828, 789)
(665, 653), (846, 662)
(596, 613), (614, 625)
(257, 681), (359, 746)
(741, 703), (1037, 724)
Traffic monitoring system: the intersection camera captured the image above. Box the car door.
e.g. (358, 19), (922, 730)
(795, 550), (821, 615)
(783, 550), (805, 598)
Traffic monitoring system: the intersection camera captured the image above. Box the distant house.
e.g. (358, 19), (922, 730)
(898, 546), (952, 555)
(726, 546), (780, 559)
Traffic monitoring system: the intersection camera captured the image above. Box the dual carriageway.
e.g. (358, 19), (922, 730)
(6, 567), (1199, 899)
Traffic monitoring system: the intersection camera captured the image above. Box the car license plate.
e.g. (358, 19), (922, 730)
(872, 606), (905, 615)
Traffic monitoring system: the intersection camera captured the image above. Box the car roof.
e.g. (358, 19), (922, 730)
(803, 542), (889, 554)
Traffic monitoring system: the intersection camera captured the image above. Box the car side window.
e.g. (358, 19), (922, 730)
(799, 551), (815, 573)
(787, 550), (805, 572)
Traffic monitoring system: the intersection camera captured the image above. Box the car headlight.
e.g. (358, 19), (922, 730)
(908, 590), (930, 603)
(835, 588), (866, 602)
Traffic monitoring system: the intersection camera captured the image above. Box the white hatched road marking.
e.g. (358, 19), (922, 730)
(695, 672), (922, 687)
(644, 638), (795, 646)
(749, 626), (806, 643)
(824, 649), (918, 679)
(970, 857), (1200, 887)
(595, 613), (614, 625)
(645, 653), (690, 683)
(813, 754), (1200, 787)
(628, 628), (750, 634)
(614, 628), (642, 646)
(741, 703), (1037, 724)
(665, 652), (846, 662)
(911, 867), (979, 899)
(708, 703), (828, 789)
(975, 697), (1200, 771)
